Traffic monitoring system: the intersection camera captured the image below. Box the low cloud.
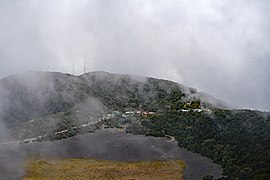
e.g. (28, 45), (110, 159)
(0, 0), (269, 110)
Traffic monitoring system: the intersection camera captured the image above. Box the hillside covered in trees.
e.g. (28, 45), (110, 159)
(142, 109), (270, 179)
(0, 71), (225, 129)
(0, 71), (269, 179)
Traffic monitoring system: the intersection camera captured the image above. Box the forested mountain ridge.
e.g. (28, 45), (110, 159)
(0, 71), (269, 179)
(0, 71), (226, 127)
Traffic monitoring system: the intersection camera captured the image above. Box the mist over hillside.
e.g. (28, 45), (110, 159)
(0, 71), (269, 179)
(1, 0), (270, 111)
(1, 1), (270, 179)
(0, 71), (226, 128)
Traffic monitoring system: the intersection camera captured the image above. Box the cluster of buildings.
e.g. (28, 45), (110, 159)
(180, 101), (212, 113)
(180, 108), (203, 113)
(102, 110), (156, 120)
(180, 107), (212, 113)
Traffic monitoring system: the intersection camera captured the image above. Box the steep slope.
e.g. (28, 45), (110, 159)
(0, 71), (91, 127)
(81, 71), (227, 111)
(0, 71), (226, 128)
(142, 109), (270, 179)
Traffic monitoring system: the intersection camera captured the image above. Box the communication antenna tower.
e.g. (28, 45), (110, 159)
(83, 57), (86, 74)
(73, 63), (74, 75)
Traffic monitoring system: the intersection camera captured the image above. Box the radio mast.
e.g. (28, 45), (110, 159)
(93, 59), (95, 72)
(72, 63), (74, 75)
(83, 57), (86, 74)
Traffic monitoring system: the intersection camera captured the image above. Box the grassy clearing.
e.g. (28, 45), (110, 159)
(24, 158), (185, 180)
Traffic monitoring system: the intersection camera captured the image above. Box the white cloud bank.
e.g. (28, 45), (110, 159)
(0, 0), (269, 110)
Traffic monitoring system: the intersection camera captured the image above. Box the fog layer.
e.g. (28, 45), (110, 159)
(0, 0), (269, 110)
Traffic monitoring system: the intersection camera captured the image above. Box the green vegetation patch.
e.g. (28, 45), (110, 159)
(142, 109), (270, 179)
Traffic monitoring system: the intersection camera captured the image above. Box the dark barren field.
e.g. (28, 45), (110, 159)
(0, 129), (223, 180)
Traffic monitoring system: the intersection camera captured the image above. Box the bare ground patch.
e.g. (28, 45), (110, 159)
(24, 158), (185, 180)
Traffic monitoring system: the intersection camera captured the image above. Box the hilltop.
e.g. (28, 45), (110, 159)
(0, 71), (226, 128)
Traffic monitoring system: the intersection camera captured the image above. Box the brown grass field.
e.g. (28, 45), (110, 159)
(24, 158), (186, 180)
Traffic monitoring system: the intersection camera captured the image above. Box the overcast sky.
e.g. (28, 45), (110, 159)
(0, 0), (269, 111)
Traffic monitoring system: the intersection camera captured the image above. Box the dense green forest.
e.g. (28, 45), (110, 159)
(141, 109), (270, 179)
